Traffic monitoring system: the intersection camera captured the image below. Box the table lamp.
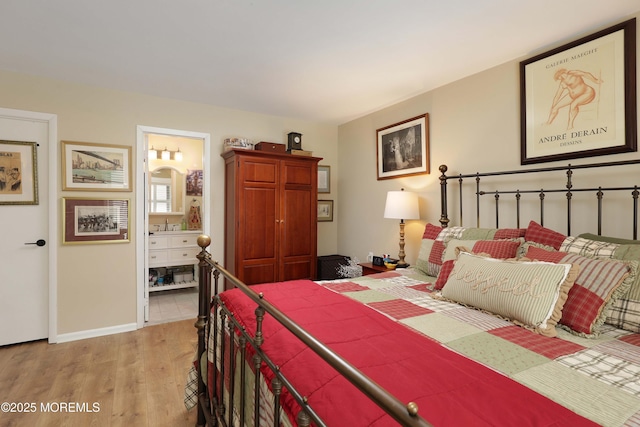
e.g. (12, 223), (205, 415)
(384, 188), (419, 268)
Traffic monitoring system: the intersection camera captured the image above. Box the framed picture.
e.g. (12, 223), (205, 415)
(186, 169), (203, 196)
(318, 165), (331, 193)
(0, 140), (38, 205)
(63, 197), (130, 244)
(62, 141), (132, 191)
(376, 113), (429, 180)
(317, 199), (333, 222)
(520, 19), (637, 165)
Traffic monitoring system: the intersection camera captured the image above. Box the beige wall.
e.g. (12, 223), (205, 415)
(337, 13), (640, 266)
(0, 70), (339, 336)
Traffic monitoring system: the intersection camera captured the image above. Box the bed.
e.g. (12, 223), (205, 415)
(186, 159), (640, 426)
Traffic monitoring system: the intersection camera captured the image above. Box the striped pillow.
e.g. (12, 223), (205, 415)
(434, 239), (523, 290)
(525, 245), (635, 337)
(440, 252), (578, 337)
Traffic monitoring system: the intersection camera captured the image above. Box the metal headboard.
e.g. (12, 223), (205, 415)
(439, 159), (640, 238)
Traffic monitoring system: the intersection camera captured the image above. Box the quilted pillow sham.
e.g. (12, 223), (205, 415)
(415, 223), (447, 277)
(524, 245), (635, 337)
(439, 252), (578, 337)
(561, 235), (640, 333)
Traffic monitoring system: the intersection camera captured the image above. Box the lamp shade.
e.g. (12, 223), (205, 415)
(384, 190), (419, 220)
(148, 145), (157, 160)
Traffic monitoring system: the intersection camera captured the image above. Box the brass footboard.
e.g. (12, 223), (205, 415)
(193, 235), (430, 427)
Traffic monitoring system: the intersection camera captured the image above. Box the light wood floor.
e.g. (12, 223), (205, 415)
(0, 319), (198, 427)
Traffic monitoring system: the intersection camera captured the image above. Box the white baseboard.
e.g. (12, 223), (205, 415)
(56, 323), (138, 343)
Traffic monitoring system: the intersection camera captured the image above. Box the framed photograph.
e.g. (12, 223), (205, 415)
(520, 19), (636, 165)
(317, 199), (333, 222)
(186, 169), (203, 196)
(62, 141), (132, 191)
(63, 197), (130, 244)
(318, 165), (331, 193)
(376, 113), (429, 180)
(0, 140), (38, 205)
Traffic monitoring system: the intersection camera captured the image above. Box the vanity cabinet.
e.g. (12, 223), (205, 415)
(148, 230), (200, 292)
(223, 149), (320, 289)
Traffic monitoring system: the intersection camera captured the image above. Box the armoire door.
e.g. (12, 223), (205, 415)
(280, 159), (317, 281)
(237, 155), (280, 284)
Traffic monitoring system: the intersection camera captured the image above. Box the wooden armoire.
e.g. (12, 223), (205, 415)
(222, 149), (321, 288)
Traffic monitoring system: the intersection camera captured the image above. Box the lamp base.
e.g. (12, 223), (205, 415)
(396, 261), (410, 268)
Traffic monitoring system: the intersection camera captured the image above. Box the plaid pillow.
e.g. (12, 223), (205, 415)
(525, 221), (566, 250)
(560, 236), (619, 258)
(525, 245), (635, 337)
(564, 235), (640, 333)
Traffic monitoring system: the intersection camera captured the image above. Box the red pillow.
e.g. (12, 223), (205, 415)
(525, 221), (566, 250)
(422, 223), (443, 239)
(434, 239), (522, 290)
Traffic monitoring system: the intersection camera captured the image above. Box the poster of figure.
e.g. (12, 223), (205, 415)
(520, 20), (636, 164)
(0, 151), (22, 194)
(0, 140), (37, 205)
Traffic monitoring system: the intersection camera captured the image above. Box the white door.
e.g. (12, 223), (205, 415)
(0, 110), (52, 346)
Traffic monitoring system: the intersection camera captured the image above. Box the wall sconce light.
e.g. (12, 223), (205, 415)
(384, 188), (420, 268)
(148, 146), (183, 161)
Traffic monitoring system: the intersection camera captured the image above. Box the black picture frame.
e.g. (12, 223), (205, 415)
(520, 19), (636, 165)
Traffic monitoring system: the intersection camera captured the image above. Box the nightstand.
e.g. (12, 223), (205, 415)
(358, 262), (390, 276)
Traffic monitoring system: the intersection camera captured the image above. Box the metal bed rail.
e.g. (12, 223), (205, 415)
(193, 235), (431, 427)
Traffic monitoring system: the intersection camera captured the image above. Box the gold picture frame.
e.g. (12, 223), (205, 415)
(0, 140), (38, 205)
(62, 141), (132, 191)
(318, 199), (333, 222)
(62, 197), (130, 244)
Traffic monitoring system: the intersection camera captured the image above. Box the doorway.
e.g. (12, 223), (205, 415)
(0, 108), (57, 345)
(135, 126), (210, 328)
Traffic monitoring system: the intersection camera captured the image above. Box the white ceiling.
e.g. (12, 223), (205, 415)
(1, 1), (639, 124)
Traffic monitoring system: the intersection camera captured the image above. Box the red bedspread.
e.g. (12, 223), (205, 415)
(219, 279), (598, 426)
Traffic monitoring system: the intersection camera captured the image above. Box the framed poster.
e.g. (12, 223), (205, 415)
(0, 140), (38, 205)
(377, 114), (429, 180)
(520, 19), (636, 164)
(62, 198), (130, 244)
(318, 165), (331, 193)
(62, 141), (131, 191)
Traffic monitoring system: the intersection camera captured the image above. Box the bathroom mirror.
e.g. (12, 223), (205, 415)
(149, 167), (185, 214)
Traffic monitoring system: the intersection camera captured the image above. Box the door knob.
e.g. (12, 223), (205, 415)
(25, 239), (46, 247)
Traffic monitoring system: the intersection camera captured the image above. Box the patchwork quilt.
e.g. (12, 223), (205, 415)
(319, 269), (640, 427)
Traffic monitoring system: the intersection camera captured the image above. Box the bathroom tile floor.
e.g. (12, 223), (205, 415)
(147, 286), (199, 325)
